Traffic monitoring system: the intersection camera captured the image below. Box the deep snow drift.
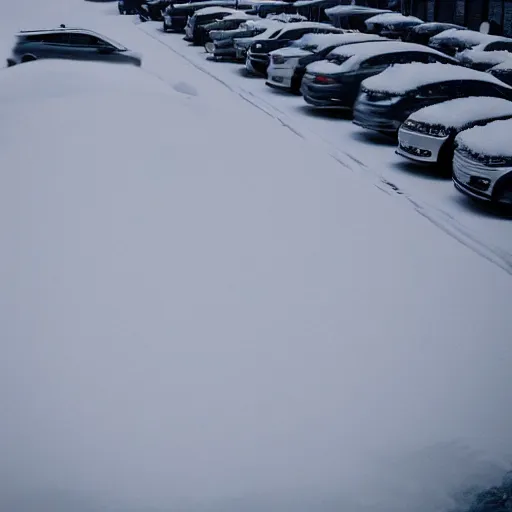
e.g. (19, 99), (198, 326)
(1, 4), (512, 512)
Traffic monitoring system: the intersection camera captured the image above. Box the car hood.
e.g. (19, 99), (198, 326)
(270, 47), (313, 58)
(457, 49), (512, 67)
(306, 59), (343, 75)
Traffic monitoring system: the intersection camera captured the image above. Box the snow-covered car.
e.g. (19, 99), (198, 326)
(6, 27), (142, 67)
(233, 21), (284, 60)
(324, 5), (391, 31)
(184, 7), (237, 44)
(353, 63), (512, 135)
(245, 21), (343, 76)
(266, 32), (388, 92)
(456, 39), (512, 70)
(118, 0), (143, 15)
(246, 1), (299, 18)
(139, 0), (173, 21)
(294, 0), (352, 24)
(364, 12), (423, 39)
(202, 11), (255, 40)
(453, 119), (512, 205)
(404, 22), (465, 46)
(397, 97), (512, 171)
(300, 41), (456, 110)
(488, 59), (512, 86)
(428, 28), (502, 57)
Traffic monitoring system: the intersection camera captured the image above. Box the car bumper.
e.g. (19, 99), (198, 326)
(396, 127), (448, 164)
(266, 64), (295, 89)
(300, 78), (351, 108)
(352, 102), (402, 133)
(164, 15), (187, 31)
(246, 54), (269, 76)
(235, 46), (248, 60)
(453, 151), (512, 203)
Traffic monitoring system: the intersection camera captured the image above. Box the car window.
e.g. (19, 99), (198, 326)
(416, 82), (454, 97)
(279, 29), (311, 40)
(486, 41), (512, 52)
(361, 53), (398, 68)
(68, 33), (108, 47)
(40, 33), (70, 44)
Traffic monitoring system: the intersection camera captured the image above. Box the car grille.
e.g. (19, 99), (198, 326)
(456, 147), (512, 167)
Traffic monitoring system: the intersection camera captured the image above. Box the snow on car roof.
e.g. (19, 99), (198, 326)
(456, 118), (512, 156)
(294, 32), (385, 50)
(276, 21), (339, 32)
(458, 49), (512, 66)
(221, 12), (254, 20)
(412, 22), (464, 33)
(429, 28), (499, 45)
(408, 96), (512, 129)
(490, 58), (512, 71)
(364, 12), (423, 26)
(294, 0), (342, 6)
(325, 5), (390, 16)
(193, 6), (237, 15)
(362, 62), (511, 93)
(329, 40), (444, 59)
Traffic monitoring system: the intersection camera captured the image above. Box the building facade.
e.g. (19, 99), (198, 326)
(404, 0), (512, 37)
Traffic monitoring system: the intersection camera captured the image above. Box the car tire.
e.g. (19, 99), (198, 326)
(21, 54), (37, 63)
(494, 175), (512, 207)
(437, 142), (454, 177)
(163, 22), (169, 32)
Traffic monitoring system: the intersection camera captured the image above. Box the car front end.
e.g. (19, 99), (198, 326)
(453, 147), (512, 204)
(397, 118), (452, 164)
(246, 43), (270, 75)
(353, 87), (411, 134)
(266, 49), (311, 90)
(234, 38), (253, 60)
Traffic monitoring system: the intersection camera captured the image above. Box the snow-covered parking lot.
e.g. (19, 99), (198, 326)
(1, 1), (512, 512)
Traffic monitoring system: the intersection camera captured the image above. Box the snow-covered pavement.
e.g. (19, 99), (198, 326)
(2, 2), (512, 512)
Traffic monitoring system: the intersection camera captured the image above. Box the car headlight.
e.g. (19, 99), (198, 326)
(255, 43), (262, 49)
(403, 119), (449, 137)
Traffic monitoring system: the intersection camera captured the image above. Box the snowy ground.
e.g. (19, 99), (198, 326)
(1, 2), (512, 512)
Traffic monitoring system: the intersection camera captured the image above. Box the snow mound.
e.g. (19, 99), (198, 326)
(429, 28), (499, 46)
(362, 62), (511, 94)
(458, 49), (512, 66)
(365, 12), (423, 26)
(408, 97), (512, 129)
(193, 6), (237, 16)
(456, 119), (512, 156)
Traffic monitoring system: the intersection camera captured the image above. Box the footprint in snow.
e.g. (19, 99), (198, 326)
(172, 81), (198, 97)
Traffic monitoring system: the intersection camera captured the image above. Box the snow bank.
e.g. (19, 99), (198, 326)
(408, 97), (512, 129)
(430, 28), (497, 46)
(2, 25), (512, 512)
(456, 119), (512, 156)
(362, 62), (510, 94)
(365, 12), (423, 26)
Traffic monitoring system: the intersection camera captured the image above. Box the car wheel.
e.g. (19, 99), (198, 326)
(290, 75), (302, 95)
(163, 22), (169, 32)
(494, 176), (512, 206)
(21, 55), (37, 63)
(437, 141), (454, 177)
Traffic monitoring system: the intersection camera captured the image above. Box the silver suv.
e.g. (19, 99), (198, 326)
(7, 27), (142, 67)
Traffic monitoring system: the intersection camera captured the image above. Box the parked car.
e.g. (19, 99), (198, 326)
(428, 28), (501, 57)
(325, 5), (391, 31)
(184, 7), (237, 44)
(352, 62), (512, 135)
(6, 27), (141, 67)
(456, 39), (512, 70)
(364, 12), (423, 39)
(208, 19), (281, 59)
(294, 0), (349, 23)
(234, 21), (285, 61)
(246, 1), (298, 18)
(118, 0), (144, 15)
(488, 60), (512, 86)
(202, 11), (254, 39)
(396, 97), (512, 172)
(266, 32), (388, 92)
(404, 22), (465, 46)
(245, 21), (344, 76)
(140, 0), (173, 21)
(300, 41), (456, 110)
(163, 0), (249, 32)
(453, 119), (512, 206)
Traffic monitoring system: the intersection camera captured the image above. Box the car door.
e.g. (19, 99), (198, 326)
(39, 32), (72, 59)
(67, 33), (119, 62)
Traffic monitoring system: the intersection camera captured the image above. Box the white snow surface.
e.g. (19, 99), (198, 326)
(364, 12), (423, 26)
(456, 119), (512, 156)
(325, 5), (391, 16)
(408, 97), (512, 129)
(362, 62), (511, 93)
(429, 28), (499, 46)
(193, 6), (238, 16)
(2, 2), (512, 512)
(306, 59), (343, 74)
(458, 49), (512, 66)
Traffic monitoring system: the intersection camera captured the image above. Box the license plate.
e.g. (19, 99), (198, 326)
(271, 75), (283, 83)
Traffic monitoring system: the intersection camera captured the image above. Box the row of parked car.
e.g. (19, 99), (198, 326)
(139, 1), (512, 207)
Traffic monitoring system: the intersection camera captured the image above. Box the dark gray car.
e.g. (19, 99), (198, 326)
(7, 28), (142, 67)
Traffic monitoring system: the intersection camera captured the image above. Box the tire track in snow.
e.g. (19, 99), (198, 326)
(136, 21), (512, 276)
